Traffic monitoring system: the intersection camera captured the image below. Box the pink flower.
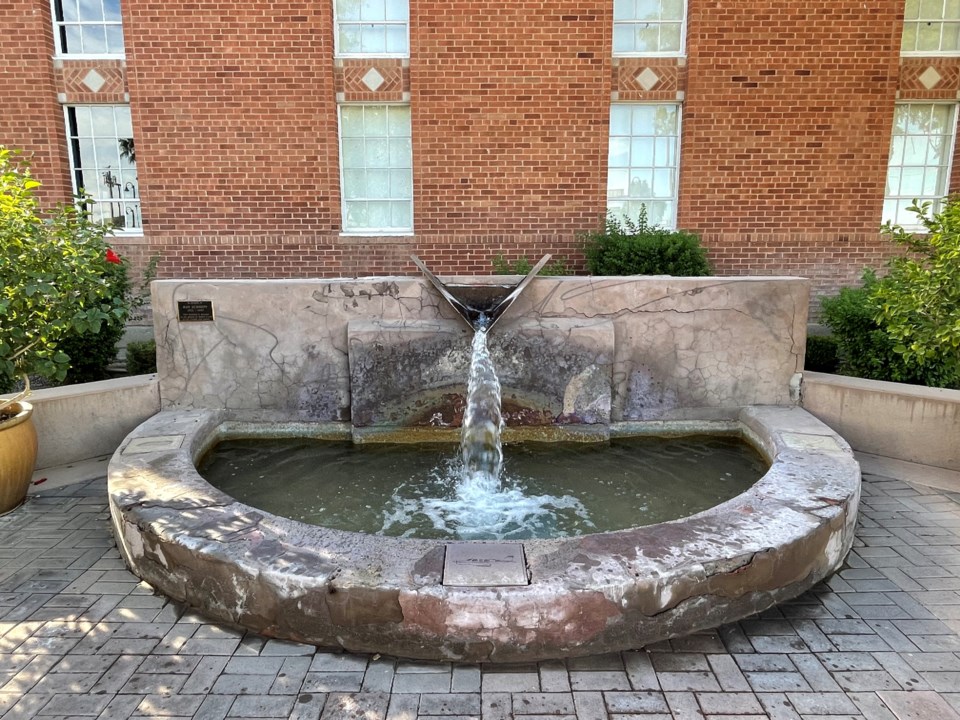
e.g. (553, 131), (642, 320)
(105, 249), (122, 264)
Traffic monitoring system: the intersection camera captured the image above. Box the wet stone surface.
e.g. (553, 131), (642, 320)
(0, 468), (958, 718)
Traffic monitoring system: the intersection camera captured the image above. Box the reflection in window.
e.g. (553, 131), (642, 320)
(335, 0), (409, 56)
(65, 106), (140, 232)
(339, 104), (413, 233)
(884, 103), (957, 226)
(902, 0), (960, 54)
(53, 0), (125, 55)
(613, 0), (685, 55)
(607, 103), (680, 228)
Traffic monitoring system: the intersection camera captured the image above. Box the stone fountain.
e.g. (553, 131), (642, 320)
(107, 271), (860, 662)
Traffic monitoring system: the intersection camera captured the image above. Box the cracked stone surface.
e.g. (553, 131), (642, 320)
(107, 406), (859, 663)
(153, 277), (807, 424)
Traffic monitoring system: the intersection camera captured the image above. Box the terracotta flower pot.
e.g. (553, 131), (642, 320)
(0, 402), (37, 514)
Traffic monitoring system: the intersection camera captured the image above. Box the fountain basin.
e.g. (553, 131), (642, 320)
(108, 405), (860, 662)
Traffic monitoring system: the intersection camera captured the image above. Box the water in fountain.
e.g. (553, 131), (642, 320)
(384, 316), (591, 539)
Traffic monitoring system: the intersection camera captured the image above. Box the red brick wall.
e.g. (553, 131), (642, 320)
(0, 0), (948, 313)
(681, 0), (902, 301)
(0, 1), (72, 203)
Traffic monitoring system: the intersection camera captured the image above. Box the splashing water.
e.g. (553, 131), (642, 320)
(380, 317), (592, 540)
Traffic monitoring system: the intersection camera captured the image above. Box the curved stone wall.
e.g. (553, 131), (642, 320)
(107, 405), (860, 662)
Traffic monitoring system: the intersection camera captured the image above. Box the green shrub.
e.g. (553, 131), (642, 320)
(491, 254), (570, 276)
(873, 198), (960, 385)
(125, 339), (157, 375)
(1, 147), (123, 408)
(804, 335), (840, 373)
(820, 271), (958, 387)
(58, 254), (131, 384)
(582, 208), (710, 276)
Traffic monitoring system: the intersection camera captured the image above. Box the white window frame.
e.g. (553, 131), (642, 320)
(337, 103), (414, 236)
(883, 101), (958, 230)
(901, 0), (960, 56)
(50, 0), (125, 58)
(606, 102), (682, 229)
(612, 0), (687, 57)
(333, 0), (409, 58)
(63, 105), (141, 236)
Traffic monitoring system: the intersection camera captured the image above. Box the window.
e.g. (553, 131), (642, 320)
(613, 0), (685, 56)
(902, 0), (960, 54)
(65, 106), (140, 233)
(607, 103), (680, 227)
(334, 0), (409, 56)
(884, 103), (957, 227)
(339, 105), (413, 233)
(52, 0), (124, 56)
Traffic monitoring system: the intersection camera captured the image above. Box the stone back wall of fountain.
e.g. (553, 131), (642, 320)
(153, 276), (808, 426)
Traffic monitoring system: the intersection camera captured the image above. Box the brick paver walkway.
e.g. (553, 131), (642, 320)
(0, 468), (958, 719)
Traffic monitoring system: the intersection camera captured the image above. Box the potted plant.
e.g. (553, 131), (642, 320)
(0, 147), (125, 513)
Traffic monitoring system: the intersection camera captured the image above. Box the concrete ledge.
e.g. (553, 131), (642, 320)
(801, 371), (960, 472)
(3, 375), (161, 470)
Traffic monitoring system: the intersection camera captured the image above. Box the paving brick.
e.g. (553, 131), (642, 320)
(419, 693), (482, 715)
(694, 692), (763, 715)
(604, 690), (668, 714)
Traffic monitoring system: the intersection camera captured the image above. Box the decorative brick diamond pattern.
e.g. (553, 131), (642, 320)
(899, 58), (960, 99)
(615, 58), (685, 100)
(57, 60), (128, 103)
(338, 60), (407, 101)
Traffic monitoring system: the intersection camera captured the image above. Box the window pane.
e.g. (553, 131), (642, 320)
(106, 25), (124, 54)
(344, 201), (368, 229)
(363, 106), (388, 136)
(79, 0), (104, 21)
(63, 25), (83, 53)
(660, 23), (682, 52)
(613, 0), (634, 21)
(634, 25), (659, 52)
(636, 0), (659, 21)
(103, 0), (121, 21)
(62, 0), (80, 22)
(389, 137), (412, 165)
(885, 167), (901, 195)
(385, 0), (408, 21)
(343, 169), (365, 199)
(942, 22), (960, 50)
(339, 25), (361, 53)
(901, 23), (918, 52)
(631, 137), (654, 165)
(341, 107), (364, 136)
(90, 106), (117, 135)
(391, 201), (412, 228)
(366, 169), (389, 197)
(386, 25), (407, 54)
(613, 24), (635, 53)
(919, 0), (944, 18)
(368, 201), (391, 226)
(608, 138), (630, 166)
(364, 138), (389, 166)
(115, 107), (132, 137)
(610, 105), (631, 135)
(917, 21), (943, 51)
(905, 0), (921, 18)
(360, 24), (386, 53)
(81, 25), (107, 53)
(903, 137), (929, 164)
(390, 169), (412, 197)
(629, 169), (652, 195)
(607, 168), (629, 197)
(337, 0), (361, 20)
(388, 106), (411, 135)
(900, 166), (925, 195)
(342, 138), (365, 167)
(661, 0), (684, 20)
(360, 0), (385, 21)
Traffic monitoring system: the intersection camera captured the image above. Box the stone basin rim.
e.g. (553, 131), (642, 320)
(107, 405), (861, 662)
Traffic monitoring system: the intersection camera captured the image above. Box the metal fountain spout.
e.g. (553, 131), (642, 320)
(410, 254), (551, 332)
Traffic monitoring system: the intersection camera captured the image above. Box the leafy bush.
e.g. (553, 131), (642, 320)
(873, 198), (960, 384)
(804, 335), (840, 373)
(582, 208), (711, 276)
(58, 253), (131, 384)
(125, 339), (157, 375)
(0, 147), (122, 410)
(821, 271), (958, 387)
(491, 254), (570, 276)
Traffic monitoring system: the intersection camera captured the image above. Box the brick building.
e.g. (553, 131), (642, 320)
(2, 0), (957, 308)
